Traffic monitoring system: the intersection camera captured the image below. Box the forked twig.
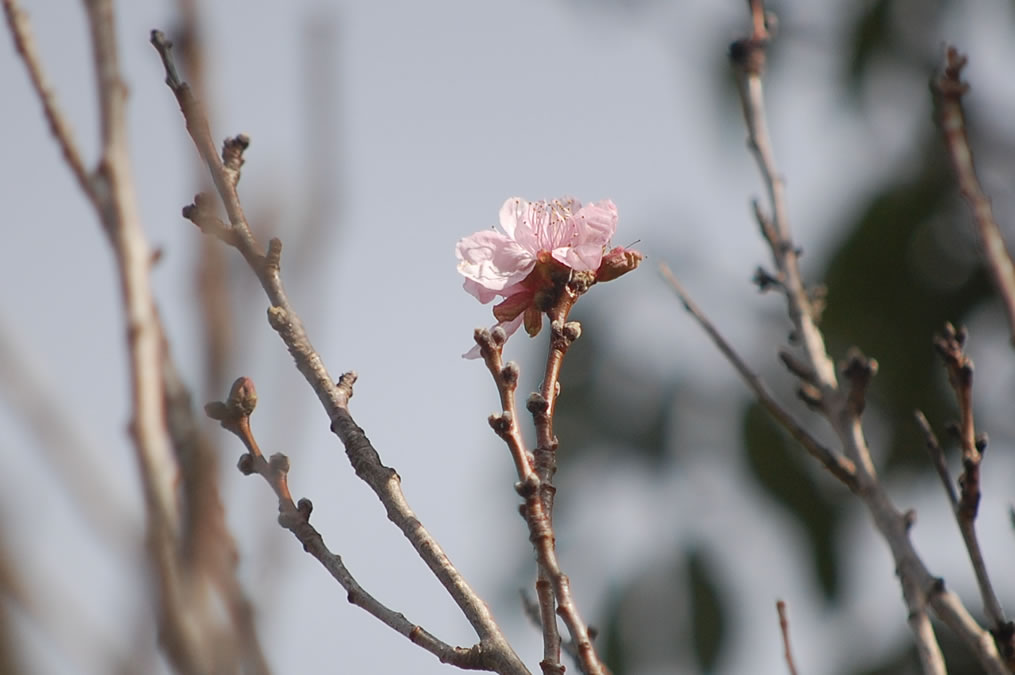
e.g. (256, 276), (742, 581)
(474, 326), (603, 675)
(659, 265), (857, 489)
(206, 378), (492, 670)
(150, 30), (528, 675)
(925, 326), (1015, 664)
(3, 2), (268, 671)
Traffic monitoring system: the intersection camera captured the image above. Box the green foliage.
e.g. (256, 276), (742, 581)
(687, 547), (725, 673)
(553, 308), (676, 468)
(743, 403), (843, 599)
(818, 134), (992, 471)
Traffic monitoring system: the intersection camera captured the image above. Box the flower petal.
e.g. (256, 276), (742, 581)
(498, 197), (529, 240)
(456, 229), (536, 296)
(551, 199), (617, 270)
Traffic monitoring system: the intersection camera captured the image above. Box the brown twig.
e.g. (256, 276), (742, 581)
(520, 591), (602, 675)
(775, 600), (799, 675)
(932, 47), (1015, 347)
(206, 378), (496, 670)
(474, 324), (604, 675)
(532, 301), (581, 674)
(2, 0), (92, 205)
(659, 265), (858, 489)
(4, 3), (272, 672)
(672, 4), (1009, 672)
(151, 32), (528, 674)
(928, 326), (1014, 664)
(914, 411), (959, 509)
(474, 327), (563, 674)
(4, 2), (213, 670)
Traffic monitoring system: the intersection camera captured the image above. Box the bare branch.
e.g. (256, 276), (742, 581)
(932, 47), (1015, 346)
(666, 4), (1011, 673)
(728, 16), (837, 391)
(2, 0), (92, 204)
(659, 264), (858, 489)
(151, 32), (529, 674)
(474, 325), (604, 675)
(914, 411), (959, 509)
(928, 326), (1014, 662)
(206, 378), (496, 671)
(6, 3), (271, 671)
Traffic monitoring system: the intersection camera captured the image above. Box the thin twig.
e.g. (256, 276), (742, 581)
(659, 265), (857, 489)
(913, 411), (959, 509)
(6, 2), (269, 670)
(729, 8), (837, 391)
(0, 320), (137, 549)
(2, 0), (93, 205)
(474, 328), (563, 674)
(932, 47), (1015, 346)
(688, 4), (1010, 673)
(775, 600), (799, 675)
(929, 326), (1014, 662)
(207, 378), (493, 670)
(475, 326), (604, 675)
(151, 32), (529, 675)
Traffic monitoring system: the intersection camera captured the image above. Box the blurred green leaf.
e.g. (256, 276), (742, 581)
(599, 589), (629, 675)
(742, 402), (842, 599)
(845, 0), (893, 91)
(687, 547), (726, 673)
(553, 307), (677, 467)
(820, 135), (992, 472)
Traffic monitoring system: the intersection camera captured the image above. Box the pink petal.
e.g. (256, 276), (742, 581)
(507, 199), (544, 254)
(456, 229), (536, 295)
(575, 200), (618, 245)
(556, 242), (607, 271)
(498, 197), (529, 240)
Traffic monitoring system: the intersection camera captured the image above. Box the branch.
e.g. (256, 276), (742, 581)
(728, 7), (837, 391)
(932, 47), (1015, 346)
(669, 4), (1011, 673)
(150, 32), (529, 675)
(2, 0), (92, 205)
(206, 378), (495, 671)
(5, 2), (272, 671)
(474, 327), (603, 675)
(659, 265), (858, 489)
(927, 326), (1014, 663)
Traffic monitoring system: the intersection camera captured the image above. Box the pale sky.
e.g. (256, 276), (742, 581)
(3, 1), (1015, 674)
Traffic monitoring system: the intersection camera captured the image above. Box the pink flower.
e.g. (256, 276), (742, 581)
(456, 196), (621, 358)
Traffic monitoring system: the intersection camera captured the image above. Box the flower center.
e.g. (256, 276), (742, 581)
(533, 199), (580, 251)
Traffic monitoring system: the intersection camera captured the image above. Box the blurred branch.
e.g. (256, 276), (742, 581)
(932, 47), (1015, 347)
(169, 0), (235, 397)
(0, 320), (138, 549)
(5, 1), (269, 671)
(663, 3), (1012, 673)
(150, 31), (529, 675)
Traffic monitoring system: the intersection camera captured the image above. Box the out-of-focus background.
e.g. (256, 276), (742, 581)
(3, 1), (1015, 673)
